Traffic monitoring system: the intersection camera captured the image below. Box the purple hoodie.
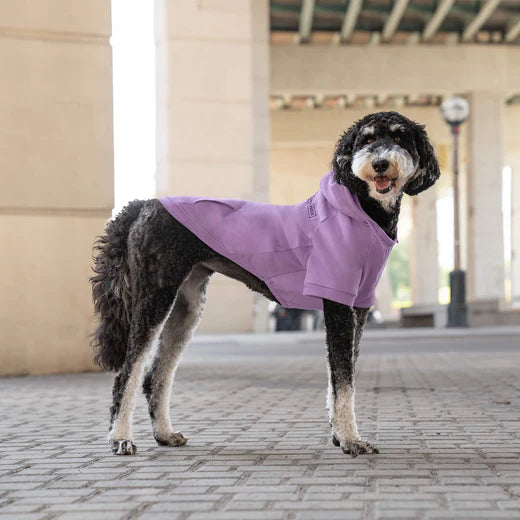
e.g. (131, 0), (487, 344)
(159, 171), (396, 310)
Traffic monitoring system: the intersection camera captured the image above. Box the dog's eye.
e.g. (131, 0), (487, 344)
(394, 136), (401, 144)
(366, 137), (374, 144)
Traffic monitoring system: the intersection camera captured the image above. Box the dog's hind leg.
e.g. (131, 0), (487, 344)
(143, 264), (212, 447)
(108, 290), (177, 455)
(323, 300), (377, 457)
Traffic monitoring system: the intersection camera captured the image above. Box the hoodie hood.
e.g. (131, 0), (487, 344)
(320, 171), (397, 248)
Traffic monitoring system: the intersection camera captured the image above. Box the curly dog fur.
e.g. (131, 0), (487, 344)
(91, 111), (440, 456)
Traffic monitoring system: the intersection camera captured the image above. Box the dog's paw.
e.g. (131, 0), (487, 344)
(111, 440), (137, 455)
(332, 434), (379, 457)
(155, 431), (188, 447)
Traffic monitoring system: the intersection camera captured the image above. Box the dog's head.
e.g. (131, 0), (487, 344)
(333, 112), (440, 210)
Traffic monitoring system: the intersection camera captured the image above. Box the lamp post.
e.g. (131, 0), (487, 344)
(440, 96), (470, 327)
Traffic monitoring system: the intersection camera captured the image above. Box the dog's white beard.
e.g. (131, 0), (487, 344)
(352, 147), (416, 211)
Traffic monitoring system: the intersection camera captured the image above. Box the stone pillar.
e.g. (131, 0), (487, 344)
(465, 92), (505, 302)
(409, 187), (439, 305)
(155, 0), (270, 333)
(511, 156), (520, 307)
(0, 2), (114, 375)
(375, 267), (394, 321)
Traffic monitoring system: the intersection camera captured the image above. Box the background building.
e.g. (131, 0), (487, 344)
(1, 0), (520, 375)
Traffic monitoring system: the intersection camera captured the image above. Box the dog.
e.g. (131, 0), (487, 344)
(91, 111), (440, 457)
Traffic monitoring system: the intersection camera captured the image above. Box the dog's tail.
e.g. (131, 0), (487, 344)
(90, 200), (145, 371)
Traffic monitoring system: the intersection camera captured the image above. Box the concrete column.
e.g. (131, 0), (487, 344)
(511, 157), (520, 307)
(506, 107), (520, 308)
(0, 2), (114, 375)
(375, 267), (394, 321)
(409, 187), (439, 305)
(155, 0), (270, 333)
(465, 92), (505, 302)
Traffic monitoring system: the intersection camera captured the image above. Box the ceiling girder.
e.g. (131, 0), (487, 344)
(423, 0), (455, 41)
(462, 0), (502, 42)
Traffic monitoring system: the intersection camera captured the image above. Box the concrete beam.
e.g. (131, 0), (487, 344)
(505, 18), (520, 42)
(299, 0), (315, 43)
(422, 0), (455, 41)
(271, 44), (520, 95)
(340, 0), (363, 42)
(462, 0), (501, 42)
(382, 0), (409, 41)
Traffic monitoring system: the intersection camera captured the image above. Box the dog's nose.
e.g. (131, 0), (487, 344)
(372, 159), (389, 174)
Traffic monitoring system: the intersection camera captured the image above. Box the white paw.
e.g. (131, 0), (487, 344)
(111, 439), (137, 455)
(155, 431), (188, 447)
(332, 434), (379, 457)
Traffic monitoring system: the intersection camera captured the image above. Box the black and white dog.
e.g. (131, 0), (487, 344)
(91, 111), (440, 457)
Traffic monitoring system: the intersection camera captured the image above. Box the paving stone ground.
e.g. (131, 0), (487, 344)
(1, 328), (520, 520)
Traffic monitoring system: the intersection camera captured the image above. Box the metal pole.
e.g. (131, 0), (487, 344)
(447, 123), (468, 327)
(452, 125), (461, 270)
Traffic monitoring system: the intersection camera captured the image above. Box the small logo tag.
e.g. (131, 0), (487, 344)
(307, 198), (316, 218)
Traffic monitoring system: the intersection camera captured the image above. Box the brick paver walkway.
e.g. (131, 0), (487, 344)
(1, 329), (519, 519)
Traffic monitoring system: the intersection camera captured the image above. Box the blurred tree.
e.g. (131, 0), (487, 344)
(388, 236), (411, 306)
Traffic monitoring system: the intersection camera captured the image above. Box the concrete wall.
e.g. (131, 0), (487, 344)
(271, 45), (520, 96)
(0, 1), (113, 375)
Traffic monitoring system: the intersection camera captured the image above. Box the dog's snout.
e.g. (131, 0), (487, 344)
(372, 159), (389, 174)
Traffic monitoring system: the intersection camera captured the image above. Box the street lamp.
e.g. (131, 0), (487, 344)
(440, 96), (470, 327)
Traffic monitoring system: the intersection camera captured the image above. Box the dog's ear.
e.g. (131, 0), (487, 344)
(404, 124), (440, 196)
(332, 120), (361, 183)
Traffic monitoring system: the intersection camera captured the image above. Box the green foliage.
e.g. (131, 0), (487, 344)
(388, 236), (410, 303)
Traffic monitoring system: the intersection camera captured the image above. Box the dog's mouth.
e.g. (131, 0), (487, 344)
(374, 175), (396, 194)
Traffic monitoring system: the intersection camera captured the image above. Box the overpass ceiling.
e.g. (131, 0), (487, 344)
(271, 1), (520, 44)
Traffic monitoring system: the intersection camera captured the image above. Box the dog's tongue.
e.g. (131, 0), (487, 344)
(375, 176), (391, 190)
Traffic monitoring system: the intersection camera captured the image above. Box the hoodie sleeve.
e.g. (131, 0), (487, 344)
(302, 214), (368, 307)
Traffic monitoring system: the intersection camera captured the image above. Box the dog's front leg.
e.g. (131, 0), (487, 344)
(323, 299), (378, 457)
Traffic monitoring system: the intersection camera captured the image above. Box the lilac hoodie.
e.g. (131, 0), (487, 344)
(159, 171), (396, 310)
